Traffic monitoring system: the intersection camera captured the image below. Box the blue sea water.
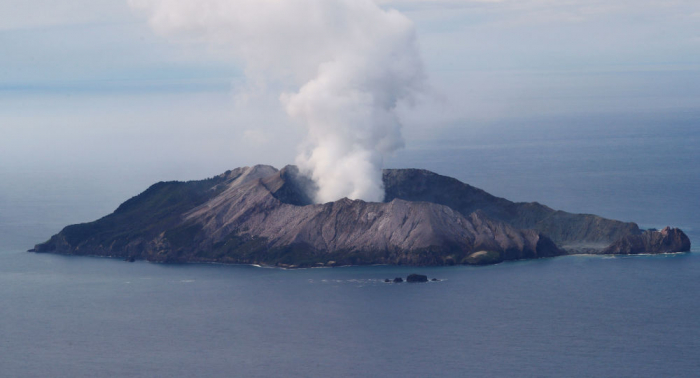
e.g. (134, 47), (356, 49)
(1, 252), (699, 378)
(1, 113), (698, 377)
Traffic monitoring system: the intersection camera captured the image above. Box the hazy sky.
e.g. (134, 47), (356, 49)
(1, 0), (699, 180)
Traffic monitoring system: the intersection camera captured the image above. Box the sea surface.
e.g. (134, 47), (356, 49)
(1, 113), (699, 377)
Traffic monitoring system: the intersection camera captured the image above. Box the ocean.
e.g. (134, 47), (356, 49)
(1, 112), (698, 377)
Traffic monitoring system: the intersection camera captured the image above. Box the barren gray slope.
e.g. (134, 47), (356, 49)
(31, 164), (689, 266)
(181, 165), (561, 265)
(382, 168), (641, 251)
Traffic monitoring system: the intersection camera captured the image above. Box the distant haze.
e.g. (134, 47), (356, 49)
(1, 0), (699, 202)
(129, 0), (425, 203)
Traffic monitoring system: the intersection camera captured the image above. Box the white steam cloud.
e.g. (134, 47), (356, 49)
(129, 0), (425, 203)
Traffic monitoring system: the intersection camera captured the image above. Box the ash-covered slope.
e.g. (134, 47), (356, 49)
(31, 165), (690, 267)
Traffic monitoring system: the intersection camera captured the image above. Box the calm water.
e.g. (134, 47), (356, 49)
(1, 114), (699, 377)
(2, 251), (699, 378)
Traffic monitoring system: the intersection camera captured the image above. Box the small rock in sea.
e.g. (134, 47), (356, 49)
(125, 257), (135, 263)
(393, 277), (404, 283)
(384, 279), (391, 283)
(406, 273), (428, 283)
(431, 278), (439, 282)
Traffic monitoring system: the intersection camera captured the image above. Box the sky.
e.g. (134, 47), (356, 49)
(1, 0), (699, 181)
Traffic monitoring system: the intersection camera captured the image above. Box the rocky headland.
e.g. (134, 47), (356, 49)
(31, 165), (691, 267)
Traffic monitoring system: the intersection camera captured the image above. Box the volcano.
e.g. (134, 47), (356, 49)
(31, 165), (690, 267)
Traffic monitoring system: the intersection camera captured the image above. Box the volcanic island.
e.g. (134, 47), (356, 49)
(31, 165), (691, 267)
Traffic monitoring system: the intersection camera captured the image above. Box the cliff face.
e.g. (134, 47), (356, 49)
(602, 227), (691, 255)
(31, 165), (690, 267)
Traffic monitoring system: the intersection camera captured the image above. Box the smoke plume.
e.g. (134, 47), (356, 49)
(129, 0), (425, 203)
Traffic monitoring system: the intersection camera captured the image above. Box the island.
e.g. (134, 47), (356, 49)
(30, 165), (691, 267)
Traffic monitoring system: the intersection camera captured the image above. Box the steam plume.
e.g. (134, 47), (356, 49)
(129, 0), (425, 203)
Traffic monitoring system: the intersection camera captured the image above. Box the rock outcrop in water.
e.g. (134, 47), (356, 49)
(602, 227), (691, 255)
(406, 274), (429, 283)
(30, 165), (690, 266)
